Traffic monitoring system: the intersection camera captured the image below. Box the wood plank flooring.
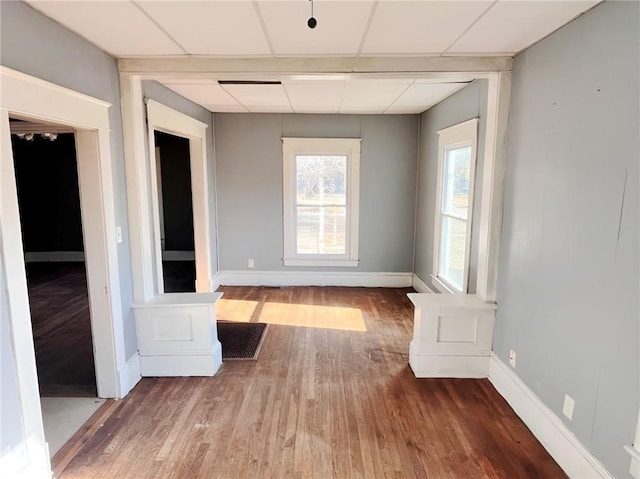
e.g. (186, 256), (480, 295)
(55, 286), (566, 478)
(26, 262), (96, 397)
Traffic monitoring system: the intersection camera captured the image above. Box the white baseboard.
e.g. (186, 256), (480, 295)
(217, 270), (413, 288)
(24, 251), (84, 263)
(118, 352), (141, 398)
(412, 274), (436, 293)
(210, 271), (222, 292)
(409, 340), (490, 378)
(488, 353), (613, 478)
(140, 341), (222, 377)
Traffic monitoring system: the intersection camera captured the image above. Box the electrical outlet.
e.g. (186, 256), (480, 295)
(509, 350), (517, 368)
(563, 394), (575, 420)
(248, 258), (254, 268)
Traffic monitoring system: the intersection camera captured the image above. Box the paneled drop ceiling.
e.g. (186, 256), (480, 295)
(25, 0), (600, 114)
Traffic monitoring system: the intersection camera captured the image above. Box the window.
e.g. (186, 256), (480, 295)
(432, 119), (479, 293)
(283, 138), (361, 267)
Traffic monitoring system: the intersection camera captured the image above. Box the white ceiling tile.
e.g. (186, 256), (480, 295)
(257, 1), (374, 55)
(283, 81), (345, 111)
(25, 1), (184, 56)
(163, 83), (241, 107)
(389, 83), (467, 111)
(448, 1), (599, 54)
(221, 83), (292, 109)
(341, 80), (413, 110)
(136, 1), (271, 55)
(360, 1), (493, 54)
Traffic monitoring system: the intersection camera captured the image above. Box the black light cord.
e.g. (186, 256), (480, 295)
(308, 0), (317, 29)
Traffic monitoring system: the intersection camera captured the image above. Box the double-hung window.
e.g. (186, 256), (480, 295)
(282, 138), (361, 267)
(432, 119), (479, 293)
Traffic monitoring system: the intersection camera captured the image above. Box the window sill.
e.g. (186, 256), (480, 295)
(284, 258), (359, 267)
(430, 274), (460, 294)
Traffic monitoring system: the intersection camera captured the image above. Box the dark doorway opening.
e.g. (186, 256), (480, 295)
(11, 127), (96, 397)
(154, 131), (196, 293)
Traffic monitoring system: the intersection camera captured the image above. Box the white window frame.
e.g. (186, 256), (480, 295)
(432, 118), (479, 294)
(282, 137), (361, 267)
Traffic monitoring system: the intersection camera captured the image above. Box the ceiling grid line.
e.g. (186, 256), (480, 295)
(383, 80), (417, 114)
(442, 0), (500, 55)
(252, 1), (277, 57)
(355, 0), (380, 58)
(131, 0), (190, 55)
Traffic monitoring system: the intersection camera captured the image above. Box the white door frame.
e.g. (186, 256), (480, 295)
(120, 73), (212, 301)
(0, 68), (125, 406)
(146, 99), (211, 293)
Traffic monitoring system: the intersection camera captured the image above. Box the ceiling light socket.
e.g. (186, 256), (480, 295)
(307, 17), (317, 29)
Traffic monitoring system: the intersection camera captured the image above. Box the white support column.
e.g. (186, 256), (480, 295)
(476, 71), (511, 303)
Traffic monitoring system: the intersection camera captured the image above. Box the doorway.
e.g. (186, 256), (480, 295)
(11, 125), (97, 396)
(154, 131), (196, 293)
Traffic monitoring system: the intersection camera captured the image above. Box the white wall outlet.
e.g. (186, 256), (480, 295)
(563, 394), (575, 420)
(248, 258), (254, 268)
(509, 350), (517, 368)
(116, 226), (122, 243)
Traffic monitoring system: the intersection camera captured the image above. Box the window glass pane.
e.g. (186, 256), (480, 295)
(442, 146), (471, 219)
(438, 216), (467, 291)
(296, 206), (346, 255)
(296, 155), (347, 206)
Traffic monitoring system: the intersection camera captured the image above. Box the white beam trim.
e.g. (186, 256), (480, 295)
(118, 56), (512, 75)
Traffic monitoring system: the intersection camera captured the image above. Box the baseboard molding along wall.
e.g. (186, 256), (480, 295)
(215, 270), (413, 288)
(24, 251), (84, 262)
(412, 274), (436, 293)
(118, 352), (141, 398)
(488, 353), (613, 479)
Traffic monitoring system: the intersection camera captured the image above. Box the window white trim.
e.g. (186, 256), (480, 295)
(433, 118), (479, 293)
(282, 137), (360, 267)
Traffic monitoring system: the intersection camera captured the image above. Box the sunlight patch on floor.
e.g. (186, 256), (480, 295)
(216, 299), (259, 322)
(259, 302), (367, 332)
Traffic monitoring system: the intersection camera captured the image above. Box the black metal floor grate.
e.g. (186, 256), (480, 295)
(217, 321), (268, 360)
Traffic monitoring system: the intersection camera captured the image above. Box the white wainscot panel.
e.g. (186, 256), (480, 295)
(134, 292), (223, 376)
(407, 293), (496, 378)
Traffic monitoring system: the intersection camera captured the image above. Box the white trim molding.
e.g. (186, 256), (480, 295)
(626, 410), (640, 478)
(118, 352), (141, 398)
(412, 274), (435, 294)
(146, 99), (212, 294)
(407, 293), (496, 378)
(282, 137), (361, 268)
(217, 270), (412, 288)
(488, 353), (614, 479)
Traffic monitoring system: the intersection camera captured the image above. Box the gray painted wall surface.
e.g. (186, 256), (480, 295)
(413, 81), (488, 293)
(494, 2), (639, 477)
(0, 1), (137, 358)
(215, 114), (418, 272)
(142, 81), (218, 276)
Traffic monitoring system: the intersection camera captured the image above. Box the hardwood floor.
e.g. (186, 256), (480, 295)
(55, 287), (566, 478)
(26, 262), (96, 397)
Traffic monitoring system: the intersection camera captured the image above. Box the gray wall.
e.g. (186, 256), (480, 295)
(494, 2), (639, 477)
(143, 81), (218, 275)
(0, 1), (137, 358)
(215, 114), (418, 272)
(414, 80), (488, 292)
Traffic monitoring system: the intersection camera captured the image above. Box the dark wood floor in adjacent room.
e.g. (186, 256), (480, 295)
(55, 286), (566, 479)
(27, 262), (96, 397)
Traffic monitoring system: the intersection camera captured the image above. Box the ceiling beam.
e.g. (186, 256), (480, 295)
(118, 56), (512, 76)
